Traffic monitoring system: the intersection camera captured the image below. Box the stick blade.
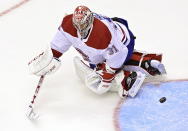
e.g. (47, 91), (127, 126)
(26, 106), (39, 120)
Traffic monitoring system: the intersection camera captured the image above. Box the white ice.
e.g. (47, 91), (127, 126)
(0, 0), (188, 131)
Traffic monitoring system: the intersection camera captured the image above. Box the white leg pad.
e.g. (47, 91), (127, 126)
(128, 71), (146, 97)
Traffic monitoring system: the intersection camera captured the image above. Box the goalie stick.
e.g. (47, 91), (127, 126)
(26, 75), (45, 120)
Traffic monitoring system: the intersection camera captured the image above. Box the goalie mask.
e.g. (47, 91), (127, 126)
(72, 6), (94, 39)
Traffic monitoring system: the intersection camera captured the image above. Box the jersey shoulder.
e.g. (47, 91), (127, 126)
(86, 17), (112, 49)
(61, 14), (77, 37)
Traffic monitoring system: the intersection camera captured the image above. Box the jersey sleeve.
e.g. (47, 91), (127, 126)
(50, 27), (72, 54)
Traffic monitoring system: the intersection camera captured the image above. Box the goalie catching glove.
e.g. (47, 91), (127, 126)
(94, 63), (118, 94)
(81, 61), (119, 95)
(28, 48), (61, 76)
(74, 56), (146, 97)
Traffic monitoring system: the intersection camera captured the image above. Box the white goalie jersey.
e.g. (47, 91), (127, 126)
(49, 13), (166, 97)
(50, 13), (131, 69)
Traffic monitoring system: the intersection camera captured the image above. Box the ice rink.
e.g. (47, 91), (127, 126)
(0, 0), (188, 131)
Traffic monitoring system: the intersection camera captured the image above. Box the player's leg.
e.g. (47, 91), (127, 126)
(117, 70), (145, 98)
(124, 50), (166, 76)
(73, 56), (145, 98)
(111, 17), (166, 76)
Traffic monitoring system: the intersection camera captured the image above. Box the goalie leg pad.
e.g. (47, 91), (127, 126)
(127, 71), (145, 97)
(118, 71), (145, 98)
(125, 50), (166, 76)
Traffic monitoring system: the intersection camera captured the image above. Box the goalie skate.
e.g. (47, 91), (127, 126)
(141, 60), (166, 76)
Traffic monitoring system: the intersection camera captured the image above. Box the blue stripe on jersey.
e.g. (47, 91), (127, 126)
(112, 17), (135, 63)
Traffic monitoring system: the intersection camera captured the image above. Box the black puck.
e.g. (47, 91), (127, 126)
(159, 97), (166, 103)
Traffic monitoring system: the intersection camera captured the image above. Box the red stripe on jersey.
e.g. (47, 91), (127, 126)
(85, 18), (112, 49)
(117, 23), (126, 42)
(61, 14), (77, 37)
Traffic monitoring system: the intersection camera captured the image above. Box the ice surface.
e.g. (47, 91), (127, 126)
(119, 81), (188, 131)
(0, 0), (188, 131)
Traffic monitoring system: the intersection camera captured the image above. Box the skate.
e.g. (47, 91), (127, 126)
(141, 59), (166, 76)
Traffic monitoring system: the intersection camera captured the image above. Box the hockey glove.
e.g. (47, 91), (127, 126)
(95, 63), (118, 94)
(28, 48), (61, 76)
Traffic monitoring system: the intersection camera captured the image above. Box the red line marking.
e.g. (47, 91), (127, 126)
(0, 0), (30, 17)
(113, 99), (124, 131)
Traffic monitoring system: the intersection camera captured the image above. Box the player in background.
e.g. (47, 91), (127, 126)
(28, 5), (166, 98)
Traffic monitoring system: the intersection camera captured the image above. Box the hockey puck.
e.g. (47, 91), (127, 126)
(159, 97), (166, 103)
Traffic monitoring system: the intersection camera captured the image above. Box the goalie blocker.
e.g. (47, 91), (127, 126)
(28, 47), (61, 76)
